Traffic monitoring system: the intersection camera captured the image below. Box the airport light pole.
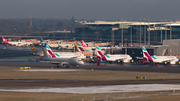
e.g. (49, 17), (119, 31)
(130, 18), (132, 46)
(125, 38), (127, 54)
(144, 18), (146, 46)
(74, 38), (76, 53)
(170, 19), (172, 40)
(65, 31), (67, 41)
(121, 18), (123, 48)
(82, 27), (85, 40)
(161, 19), (162, 43)
(170, 19), (172, 56)
(165, 19), (167, 40)
(111, 29), (114, 54)
(140, 18), (141, 46)
(96, 24), (99, 41)
(100, 38), (102, 48)
(148, 19), (150, 45)
(53, 33), (55, 39)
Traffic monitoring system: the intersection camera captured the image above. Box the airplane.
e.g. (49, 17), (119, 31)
(142, 46), (179, 65)
(79, 40), (93, 50)
(76, 41), (86, 52)
(30, 44), (44, 56)
(80, 40), (121, 50)
(40, 44), (84, 68)
(76, 41), (101, 62)
(2, 37), (32, 47)
(80, 40), (88, 47)
(96, 46), (132, 64)
(40, 38), (86, 59)
(40, 38), (74, 49)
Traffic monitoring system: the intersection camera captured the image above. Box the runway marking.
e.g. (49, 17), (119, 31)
(16, 69), (85, 72)
(0, 84), (180, 94)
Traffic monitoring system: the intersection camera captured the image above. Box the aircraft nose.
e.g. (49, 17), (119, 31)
(79, 61), (84, 65)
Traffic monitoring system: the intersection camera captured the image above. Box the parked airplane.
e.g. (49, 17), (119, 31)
(2, 37), (32, 47)
(96, 46), (132, 64)
(40, 44), (84, 68)
(79, 40), (93, 50)
(30, 44), (43, 56)
(40, 38), (86, 59)
(76, 41), (86, 52)
(142, 46), (179, 65)
(80, 40), (88, 47)
(80, 40), (121, 50)
(40, 38), (74, 49)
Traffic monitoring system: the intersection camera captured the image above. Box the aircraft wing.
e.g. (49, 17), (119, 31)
(113, 57), (127, 61)
(136, 57), (143, 59)
(158, 58), (176, 63)
(40, 61), (69, 65)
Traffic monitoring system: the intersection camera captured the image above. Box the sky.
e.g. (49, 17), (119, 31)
(0, 0), (179, 21)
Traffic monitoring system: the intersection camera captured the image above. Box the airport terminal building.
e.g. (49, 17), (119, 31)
(76, 21), (175, 44)
(30, 20), (180, 45)
(28, 20), (180, 57)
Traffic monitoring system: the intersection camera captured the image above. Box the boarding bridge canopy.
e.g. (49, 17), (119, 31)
(147, 27), (170, 31)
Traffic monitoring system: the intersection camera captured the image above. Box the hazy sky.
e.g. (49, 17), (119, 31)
(0, 0), (179, 21)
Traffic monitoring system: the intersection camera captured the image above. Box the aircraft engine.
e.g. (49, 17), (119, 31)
(57, 63), (66, 67)
(123, 59), (131, 63)
(170, 61), (176, 65)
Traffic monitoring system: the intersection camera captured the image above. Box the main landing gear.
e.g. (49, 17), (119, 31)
(151, 63), (159, 66)
(163, 62), (170, 66)
(97, 63), (102, 66)
(57, 64), (70, 68)
(76, 65), (79, 68)
(117, 60), (124, 64)
(109, 61), (112, 64)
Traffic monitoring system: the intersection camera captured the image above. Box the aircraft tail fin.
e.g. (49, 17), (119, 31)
(42, 44), (56, 58)
(39, 52), (44, 56)
(2, 37), (10, 44)
(96, 46), (107, 60)
(80, 40), (88, 47)
(77, 42), (85, 52)
(30, 44), (38, 52)
(142, 46), (150, 57)
(142, 46), (153, 62)
(75, 41), (79, 50)
(40, 37), (47, 46)
(96, 46), (103, 56)
(30, 44), (39, 55)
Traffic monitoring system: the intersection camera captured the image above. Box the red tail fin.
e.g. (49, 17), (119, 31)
(80, 40), (88, 47)
(2, 37), (10, 44)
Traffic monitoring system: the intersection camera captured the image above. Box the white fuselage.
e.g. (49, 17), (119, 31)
(84, 47), (121, 51)
(8, 41), (32, 46)
(42, 57), (84, 66)
(105, 54), (132, 63)
(48, 43), (74, 48)
(151, 55), (178, 64)
(41, 46), (84, 66)
(53, 52), (86, 59)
